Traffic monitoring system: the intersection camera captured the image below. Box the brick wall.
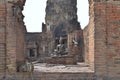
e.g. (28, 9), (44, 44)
(84, 0), (120, 78)
(94, 2), (108, 76)
(1, 72), (120, 80)
(0, 1), (6, 77)
(0, 0), (120, 79)
(6, 3), (17, 75)
(83, 26), (89, 64)
(93, 0), (120, 77)
(16, 24), (26, 64)
(83, 0), (95, 71)
(0, 0), (26, 77)
(14, 0), (26, 64)
(5, 0), (26, 75)
(26, 32), (41, 61)
(105, 1), (120, 77)
(68, 30), (84, 62)
(14, 72), (95, 80)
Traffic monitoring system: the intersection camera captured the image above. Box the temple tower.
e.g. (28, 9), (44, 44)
(45, 0), (81, 36)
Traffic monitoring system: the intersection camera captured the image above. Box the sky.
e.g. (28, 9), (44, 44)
(22, 0), (89, 32)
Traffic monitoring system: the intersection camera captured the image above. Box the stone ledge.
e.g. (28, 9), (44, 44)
(34, 63), (94, 73)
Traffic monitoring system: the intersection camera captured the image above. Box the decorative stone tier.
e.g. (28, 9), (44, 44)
(46, 55), (77, 65)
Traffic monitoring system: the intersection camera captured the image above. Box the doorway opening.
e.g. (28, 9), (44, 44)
(22, 0), (94, 73)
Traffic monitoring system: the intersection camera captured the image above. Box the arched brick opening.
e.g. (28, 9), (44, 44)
(0, 0), (120, 79)
(23, 0), (94, 71)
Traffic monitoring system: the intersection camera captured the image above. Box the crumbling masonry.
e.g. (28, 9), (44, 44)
(0, 0), (120, 80)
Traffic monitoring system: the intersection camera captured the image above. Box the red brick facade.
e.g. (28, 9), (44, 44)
(0, 0), (26, 78)
(83, 0), (120, 78)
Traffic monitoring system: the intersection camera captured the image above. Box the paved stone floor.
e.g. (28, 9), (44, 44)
(34, 63), (93, 73)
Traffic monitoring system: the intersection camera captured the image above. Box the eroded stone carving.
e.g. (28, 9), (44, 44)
(52, 37), (68, 57)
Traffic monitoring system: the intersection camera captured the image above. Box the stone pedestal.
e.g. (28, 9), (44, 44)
(46, 55), (77, 65)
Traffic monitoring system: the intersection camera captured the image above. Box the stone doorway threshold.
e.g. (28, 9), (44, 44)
(34, 63), (94, 73)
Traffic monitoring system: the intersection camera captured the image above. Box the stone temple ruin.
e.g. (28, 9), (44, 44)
(26, 0), (84, 65)
(0, 0), (120, 80)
